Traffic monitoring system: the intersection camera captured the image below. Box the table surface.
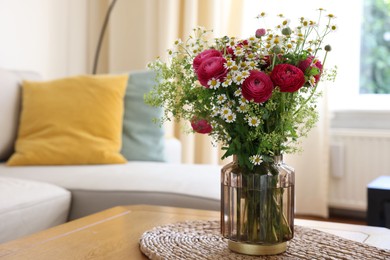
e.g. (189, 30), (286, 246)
(0, 205), (389, 260)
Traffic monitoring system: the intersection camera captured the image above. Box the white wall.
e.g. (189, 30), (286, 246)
(0, 0), (88, 79)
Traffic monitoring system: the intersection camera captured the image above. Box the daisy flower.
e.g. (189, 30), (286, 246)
(222, 80), (232, 88)
(221, 107), (232, 117)
(234, 89), (242, 97)
(227, 100), (235, 107)
(217, 94), (227, 104)
(250, 154), (263, 165)
(239, 97), (249, 105)
(224, 58), (235, 69)
(234, 47), (245, 57)
(248, 116), (260, 127)
(211, 108), (219, 118)
(237, 104), (247, 113)
(208, 78), (220, 89)
(233, 74), (245, 84)
(224, 113), (236, 123)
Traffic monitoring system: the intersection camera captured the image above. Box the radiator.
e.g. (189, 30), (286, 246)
(329, 129), (390, 211)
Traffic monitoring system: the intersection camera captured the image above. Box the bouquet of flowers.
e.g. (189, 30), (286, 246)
(145, 9), (336, 173)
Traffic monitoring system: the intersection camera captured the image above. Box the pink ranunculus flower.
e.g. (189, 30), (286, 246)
(193, 49), (222, 72)
(298, 56), (323, 83)
(190, 118), (212, 134)
(242, 70), (274, 103)
(195, 56), (228, 88)
(270, 64), (306, 93)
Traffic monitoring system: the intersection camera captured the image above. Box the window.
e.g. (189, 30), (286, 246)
(241, 0), (390, 110)
(359, 0), (390, 94)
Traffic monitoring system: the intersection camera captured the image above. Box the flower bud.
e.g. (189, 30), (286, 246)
(281, 27), (292, 36)
(325, 45), (332, 52)
(255, 28), (266, 38)
(272, 45), (281, 54)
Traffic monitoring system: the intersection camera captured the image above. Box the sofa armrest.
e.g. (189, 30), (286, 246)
(164, 137), (182, 163)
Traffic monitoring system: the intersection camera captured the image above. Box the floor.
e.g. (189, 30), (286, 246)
(296, 214), (367, 226)
(296, 207), (369, 226)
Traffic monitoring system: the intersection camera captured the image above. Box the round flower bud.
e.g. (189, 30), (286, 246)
(281, 27), (292, 36)
(325, 45), (332, 52)
(272, 45), (281, 54)
(255, 28), (266, 38)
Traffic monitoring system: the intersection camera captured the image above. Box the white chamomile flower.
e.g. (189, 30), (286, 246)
(230, 65), (239, 73)
(239, 97), (249, 105)
(250, 154), (263, 165)
(247, 61), (257, 70)
(224, 58), (235, 69)
(211, 109), (219, 117)
(228, 38), (237, 47)
(246, 53), (256, 60)
(248, 116), (260, 127)
(241, 70), (250, 79)
(239, 61), (248, 69)
(221, 107), (232, 117)
(222, 80), (232, 88)
(211, 121), (218, 128)
(309, 76), (316, 86)
(247, 36), (257, 45)
(174, 39), (182, 46)
(227, 100), (235, 107)
(237, 104), (247, 113)
(217, 94), (227, 104)
(234, 74), (245, 84)
(234, 47), (245, 57)
(224, 113), (236, 123)
(208, 78), (220, 89)
(234, 89), (242, 97)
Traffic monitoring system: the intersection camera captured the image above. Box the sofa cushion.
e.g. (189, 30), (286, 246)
(0, 176), (71, 243)
(121, 71), (165, 162)
(0, 162), (221, 219)
(0, 69), (40, 161)
(7, 74), (128, 166)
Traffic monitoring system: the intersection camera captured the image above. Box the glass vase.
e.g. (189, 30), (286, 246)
(220, 155), (294, 255)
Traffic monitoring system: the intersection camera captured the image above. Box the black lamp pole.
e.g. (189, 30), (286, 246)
(92, 0), (118, 74)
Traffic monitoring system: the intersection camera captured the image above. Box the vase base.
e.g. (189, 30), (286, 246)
(228, 240), (287, 256)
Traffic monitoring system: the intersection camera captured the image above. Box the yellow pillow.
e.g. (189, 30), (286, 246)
(7, 74), (128, 166)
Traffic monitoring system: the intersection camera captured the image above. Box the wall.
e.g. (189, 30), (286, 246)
(0, 0), (88, 79)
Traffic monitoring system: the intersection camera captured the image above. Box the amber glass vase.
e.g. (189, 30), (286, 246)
(220, 155), (295, 255)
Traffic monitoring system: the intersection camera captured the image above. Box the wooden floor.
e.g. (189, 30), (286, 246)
(296, 214), (367, 226)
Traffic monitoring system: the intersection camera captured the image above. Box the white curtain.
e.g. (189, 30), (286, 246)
(89, 0), (244, 165)
(285, 87), (329, 217)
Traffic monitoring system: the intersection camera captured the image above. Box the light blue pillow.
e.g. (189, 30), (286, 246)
(121, 70), (165, 161)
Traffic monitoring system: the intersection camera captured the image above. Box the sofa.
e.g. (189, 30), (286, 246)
(0, 68), (221, 243)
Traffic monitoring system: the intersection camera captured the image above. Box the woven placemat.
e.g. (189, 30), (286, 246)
(139, 220), (390, 260)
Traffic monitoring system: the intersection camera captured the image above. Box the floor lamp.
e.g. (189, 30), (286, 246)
(92, 0), (118, 75)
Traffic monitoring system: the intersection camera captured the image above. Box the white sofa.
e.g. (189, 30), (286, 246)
(0, 68), (221, 243)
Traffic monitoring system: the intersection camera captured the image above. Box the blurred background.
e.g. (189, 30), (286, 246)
(1, 0), (389, 220)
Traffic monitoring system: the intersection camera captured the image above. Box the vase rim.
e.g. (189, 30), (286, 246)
(232, 154), (283, 162)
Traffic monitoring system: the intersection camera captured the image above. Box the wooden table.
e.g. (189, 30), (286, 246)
(0, 205), (389, 259)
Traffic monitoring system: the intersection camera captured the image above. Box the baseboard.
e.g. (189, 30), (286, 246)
(329, 207), (367, 221)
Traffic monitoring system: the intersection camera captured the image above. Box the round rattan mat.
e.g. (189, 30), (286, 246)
(139, 220), (390, 260)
